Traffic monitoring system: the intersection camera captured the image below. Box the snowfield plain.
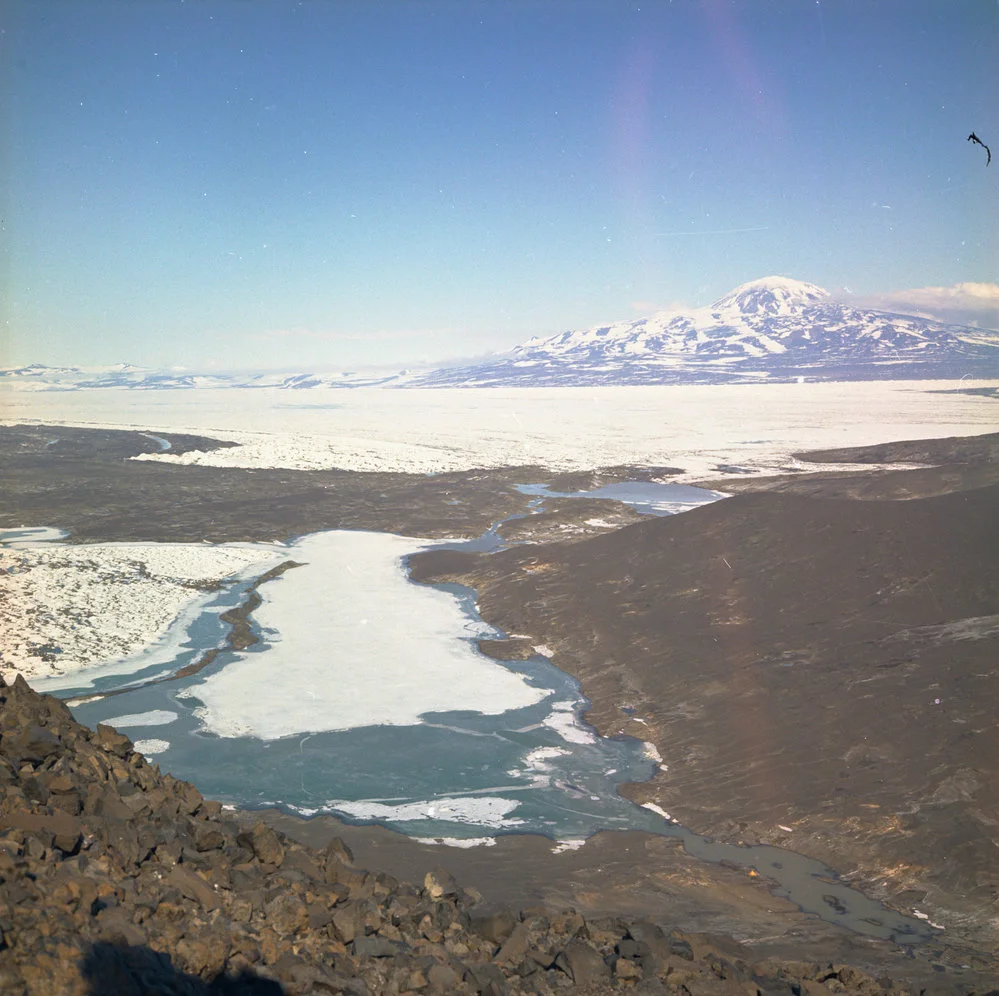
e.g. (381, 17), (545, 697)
(0, 538), (280, 684)
(1, 380), (996, 689)
(3, 380), (997, 479)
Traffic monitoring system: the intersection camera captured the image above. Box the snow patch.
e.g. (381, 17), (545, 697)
(642, 802), (675, 823)
(642, 742), (664, 765)
(1, 539), (282, 685)
(552, 839), (587, 853)
(414, 836), (498, 848)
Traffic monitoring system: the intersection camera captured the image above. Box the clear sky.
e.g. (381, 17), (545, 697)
(2, 0), (997, 371)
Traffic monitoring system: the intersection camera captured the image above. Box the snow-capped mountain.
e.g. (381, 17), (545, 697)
(413, 277), (999, 386)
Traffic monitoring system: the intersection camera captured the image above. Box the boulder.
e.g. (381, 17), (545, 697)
(554, 939), (612, 986)
(236, 822), (285, 867)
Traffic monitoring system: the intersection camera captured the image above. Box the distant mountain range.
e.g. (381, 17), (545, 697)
(0, 363), (414, 392)
(6, 278), (998, 391)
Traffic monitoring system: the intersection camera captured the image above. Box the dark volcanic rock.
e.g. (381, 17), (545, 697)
(0, 673), (934, 994)
(0, 424), (551, 544)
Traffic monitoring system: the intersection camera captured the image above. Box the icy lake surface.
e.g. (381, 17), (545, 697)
(57, 527), (647, 840)
(184, 530), (547, 739)
(514, 481), (731, 515)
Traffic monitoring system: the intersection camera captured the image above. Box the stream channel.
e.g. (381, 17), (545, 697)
(10, 481), (934, 945)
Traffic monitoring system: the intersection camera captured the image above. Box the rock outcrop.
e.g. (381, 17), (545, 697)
(0, 674), (971, 995)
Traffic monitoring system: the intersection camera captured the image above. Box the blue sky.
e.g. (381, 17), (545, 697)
(2, 0), (997, 371)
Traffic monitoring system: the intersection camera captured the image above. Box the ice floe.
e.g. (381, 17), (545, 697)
(132, 738), (170, 756)
(542, 700), (597, 745)
(329, 795), (524, 828)
(103, 710), (178, 728)
(508, 746), (572, 788)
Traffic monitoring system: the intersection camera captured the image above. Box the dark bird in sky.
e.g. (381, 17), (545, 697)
(968, 131), (991, 166)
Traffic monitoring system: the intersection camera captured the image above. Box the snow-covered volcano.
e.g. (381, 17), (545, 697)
(415, 276), (999, 386)
(711, 276), (831, 316)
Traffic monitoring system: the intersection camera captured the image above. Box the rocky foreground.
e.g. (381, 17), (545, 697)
(0, 673), (972, 996)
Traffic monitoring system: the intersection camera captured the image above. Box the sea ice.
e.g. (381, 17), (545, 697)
(5, 381), (997, 481)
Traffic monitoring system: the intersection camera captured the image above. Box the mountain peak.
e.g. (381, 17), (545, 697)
(712, 276), (830, 316)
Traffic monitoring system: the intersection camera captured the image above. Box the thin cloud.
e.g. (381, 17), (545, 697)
(629, 299), (692, 315)
(250, 327), (452, 343)
(652, 226), (769, 237)
(842, 282), (999, 329)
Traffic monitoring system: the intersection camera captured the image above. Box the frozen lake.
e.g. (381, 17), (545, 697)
(41, 527), (663, 844)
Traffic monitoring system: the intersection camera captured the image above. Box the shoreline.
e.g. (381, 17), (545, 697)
(0, 536), (287, 687)
(2, 667), (972, 995)
(63, 560), (304, 704)
(44, 523), (940, 948)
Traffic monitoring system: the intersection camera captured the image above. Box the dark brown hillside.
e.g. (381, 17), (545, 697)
(410, 484), (999, 945)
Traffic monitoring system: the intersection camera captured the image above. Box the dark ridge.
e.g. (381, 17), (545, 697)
(795, 430), (999, 466)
